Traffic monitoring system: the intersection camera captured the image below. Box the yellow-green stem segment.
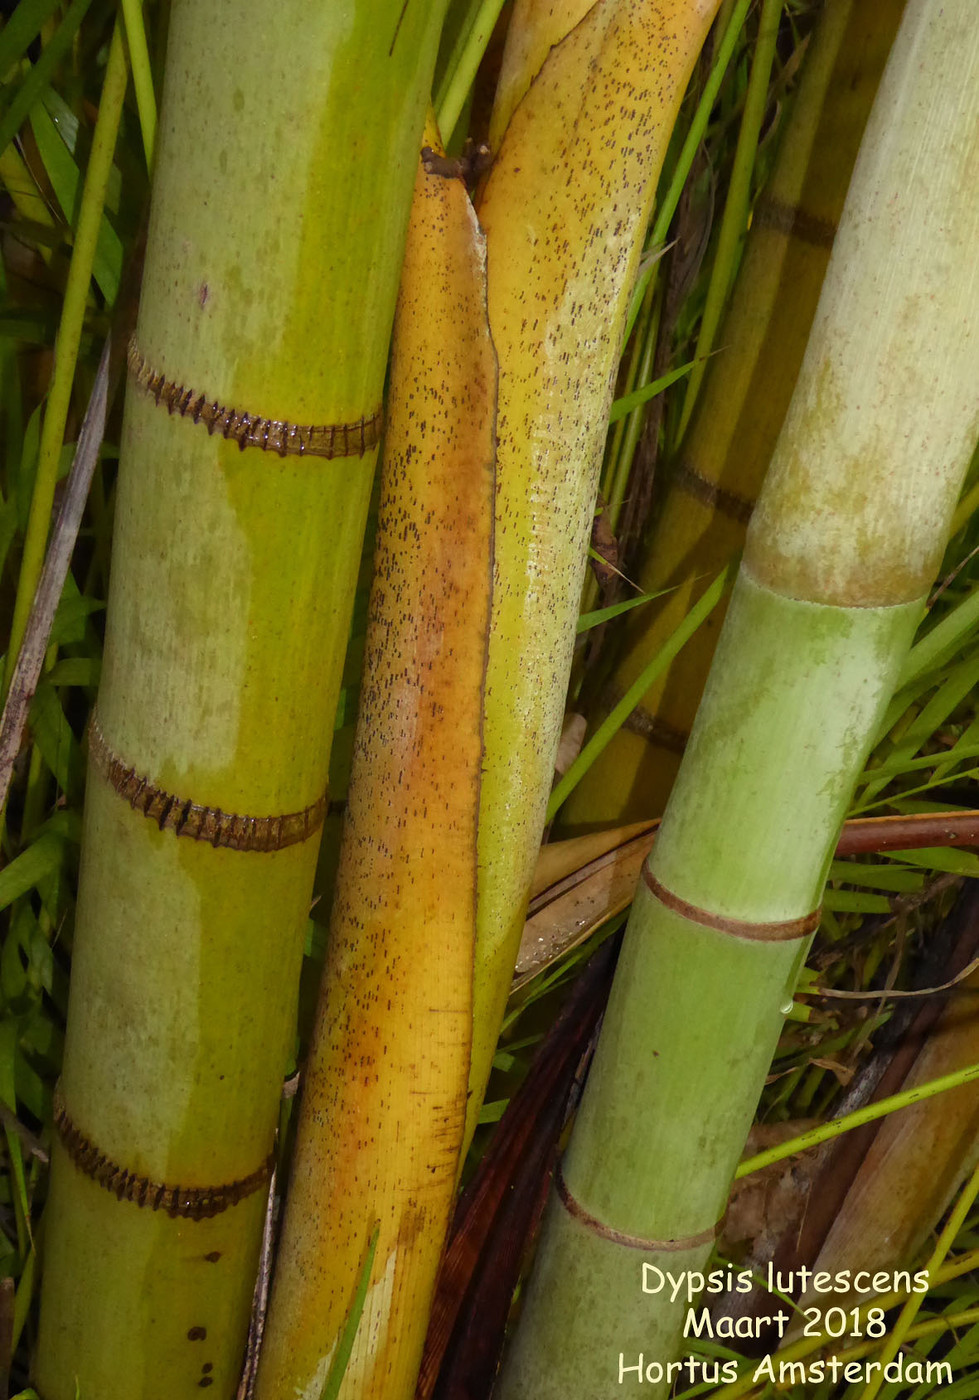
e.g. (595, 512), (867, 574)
(33, 3), (447, 1396)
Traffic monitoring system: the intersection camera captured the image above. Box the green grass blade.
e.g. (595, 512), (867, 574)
(623, 0), (752, 341)
(673, 0), (782, 445)
(319, 1221), (380, 1400)
(3, 21), (127, 704)
(897, 583), (979, 690)
(607, 357), (697, 423)
(29, 99), (123, 302)
(0, 831), (67, 910)
(576, 585), (671, 634)
(737, 1061), (979, 1180)
(0, 0), (96, 160)
(826, 860), (924, 893)
(0, 0), (62, 82)
(436, 0), (507, 143)
(547, 565), (731, 820)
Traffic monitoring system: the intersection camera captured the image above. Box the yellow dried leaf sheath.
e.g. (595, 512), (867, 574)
(469, 0), (722, 1147)
(255, 125), (496, 1400)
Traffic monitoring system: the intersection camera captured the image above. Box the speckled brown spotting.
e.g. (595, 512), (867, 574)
(643, 869), (820, 942)
(127, 336), (382, 459)
(672, 459), (754, 525)
(88, 713), (325, 853)
(555, 1162), (721, 1251)
(53, 1090), (273, 1220)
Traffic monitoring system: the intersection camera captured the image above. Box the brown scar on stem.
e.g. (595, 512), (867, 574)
(421, 141), (492, 188)
(53, 1088), (273, 1221)
(88, 713), (326, 853)
(600, 684), (688, 754)
(672, 458), (755, 525)
(555, 1161), (721, 1251)
(751, 194), (837, 249)
(127, 337), (382, 459)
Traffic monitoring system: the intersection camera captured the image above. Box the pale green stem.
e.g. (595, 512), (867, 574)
(738, 1059), (979, 1178)
(119, 0), (157, 169)
(674, 0), (782, 444)
(436, 0), (508, 144)
(3, 22), (127, 702)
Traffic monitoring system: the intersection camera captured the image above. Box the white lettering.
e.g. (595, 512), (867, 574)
(618, 1354), (644, 1382)
(683, 1308), (713, 1339)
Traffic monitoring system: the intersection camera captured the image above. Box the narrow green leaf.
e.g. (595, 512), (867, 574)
(435, 0), (507, 142)
(13, 1045), (50, 1123)
(49, 587), (104, 647)
(0, 0), (62, 82)
(897, 584), (979, 690)
(547, 566), (731, 819)
(43, 656), (100, 687)
(624, 0), (752, 340)
(862, 648), (979, 804)
(576, 586), (670, 634)
(29, 680), (83, 796)
(478, 1097), (507, 1125)
(608, 358), (697, 423)
(0, 495), (19, 577)
(41, 87), (122, 213)
(823, 889), (893, 914)
(737, 1061), (979, 1180)
(0, 831), (67, 911)
(15, 399), (42, 533)
(890, 846), (979, 878)
(0, 0), (97, 161)
(827, 860), (924, 893)
(319, 1221), (380, 1400)
(30, 99), (122, 301)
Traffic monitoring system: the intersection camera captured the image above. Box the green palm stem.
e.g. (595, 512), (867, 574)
(465, 0), (723, 1152)
(562, 0), (906, 827)
(33, 3), (446, 1397)
(118, 0), (157, 168)
(496, 3), (979, 1394)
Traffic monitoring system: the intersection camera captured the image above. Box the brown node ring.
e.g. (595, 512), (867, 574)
(88, 713), (325, 853)
(127, 336), (382, 459)
(672, 458), (754, 525)
(555, 1162), (721, 1252)
(53, 1089), (272, 1221)
(643, 868), (821, 942)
